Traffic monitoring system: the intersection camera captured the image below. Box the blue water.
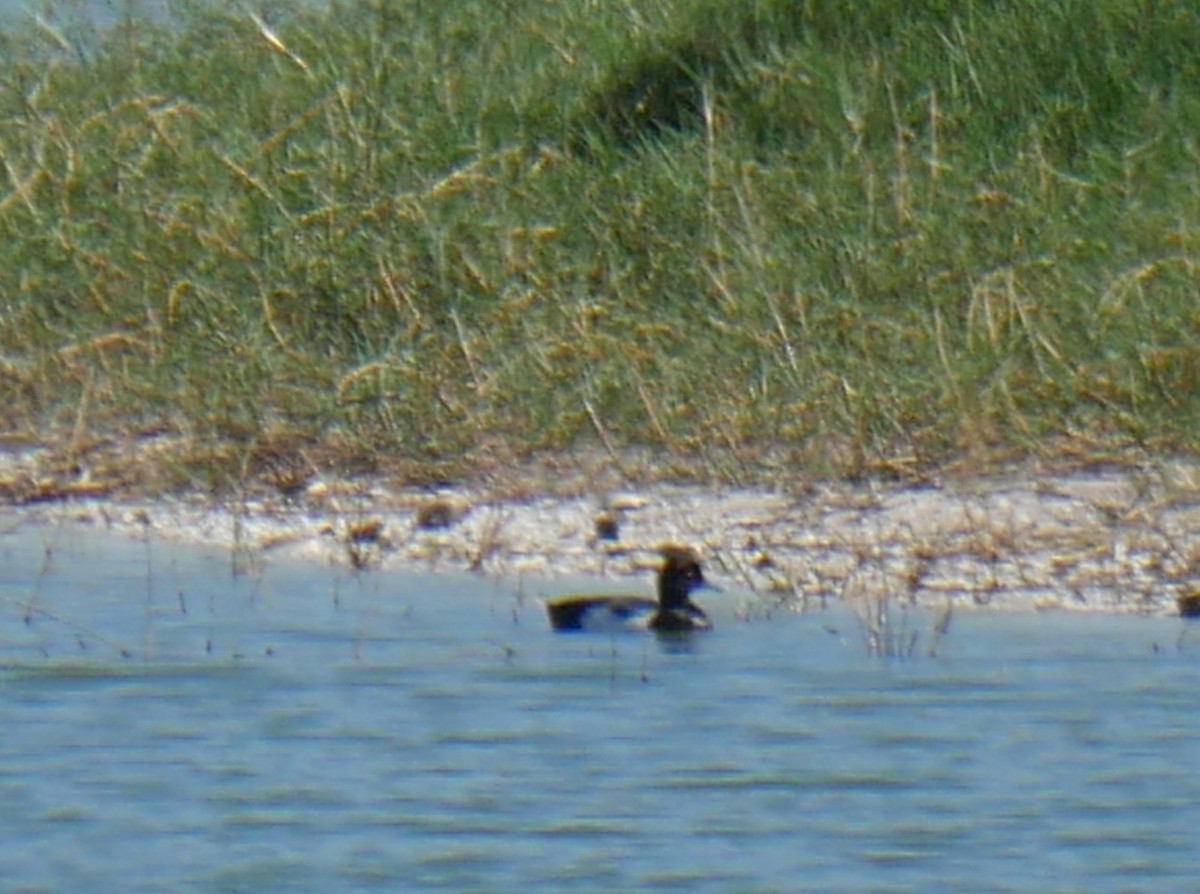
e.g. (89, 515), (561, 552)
(2, 523), (1199, 892)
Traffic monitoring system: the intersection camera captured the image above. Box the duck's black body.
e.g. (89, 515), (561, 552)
(546, 546), (716, 634)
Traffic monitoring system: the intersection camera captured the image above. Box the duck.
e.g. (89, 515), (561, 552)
(545, 545), (719, 633)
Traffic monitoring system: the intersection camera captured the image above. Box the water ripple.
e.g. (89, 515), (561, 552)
(2, 531), (1200, 892)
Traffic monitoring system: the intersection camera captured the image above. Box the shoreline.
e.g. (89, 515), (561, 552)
(5, 450), (1199, 618)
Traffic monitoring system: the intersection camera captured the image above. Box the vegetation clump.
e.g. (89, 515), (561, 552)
(2, 0), (1199, 495)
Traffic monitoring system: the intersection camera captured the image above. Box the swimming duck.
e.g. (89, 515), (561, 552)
(545, 545), (718, 633)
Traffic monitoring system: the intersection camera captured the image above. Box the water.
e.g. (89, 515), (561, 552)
(2, 523), (1199, 892)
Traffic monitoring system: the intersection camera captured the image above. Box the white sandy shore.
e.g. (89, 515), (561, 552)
(4, 451), (1200, 617)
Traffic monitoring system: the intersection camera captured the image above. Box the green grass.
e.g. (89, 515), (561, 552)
(2, 0), (1199, 494)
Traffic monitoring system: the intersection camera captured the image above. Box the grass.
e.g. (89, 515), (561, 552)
(2, 0), (1200, 496)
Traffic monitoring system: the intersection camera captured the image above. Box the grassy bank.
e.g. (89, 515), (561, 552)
(2, 0), (1199, 495)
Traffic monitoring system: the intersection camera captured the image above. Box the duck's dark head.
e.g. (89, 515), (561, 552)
(657, 545), (718, 609)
